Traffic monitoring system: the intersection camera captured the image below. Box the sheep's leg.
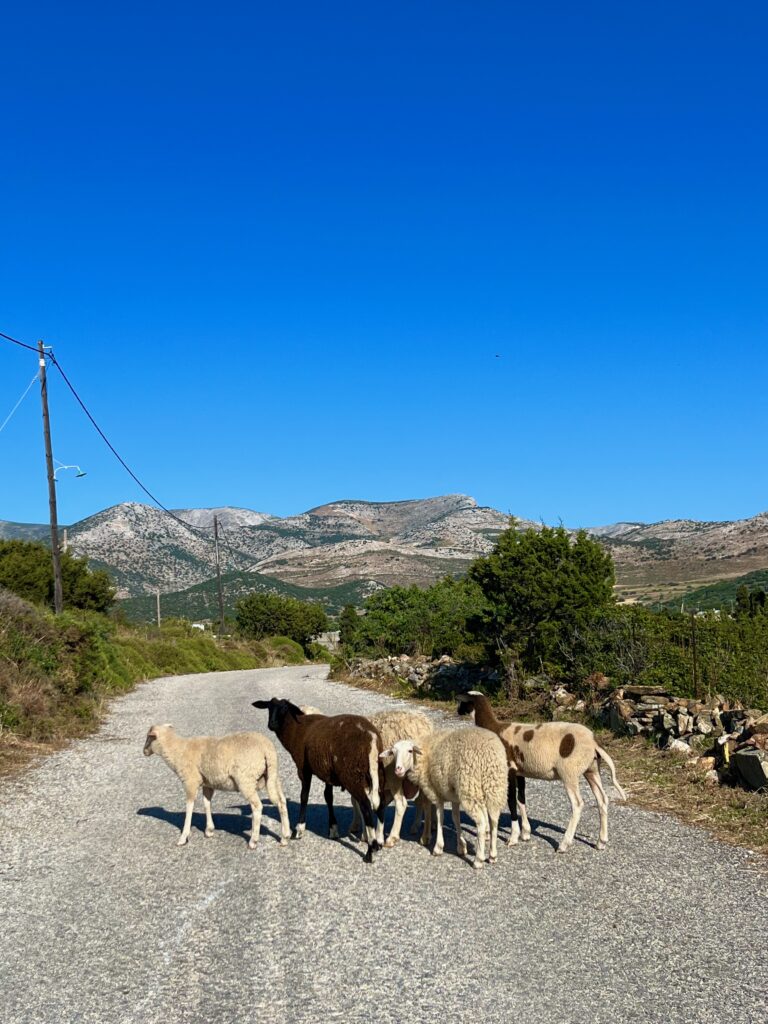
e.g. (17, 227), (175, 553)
(419, 800), (433, 846)
(409, 800), (423, 835)
(202, 786), (215, 838)
(243, 789), (263, 849)
(385, 789), (408, 848)
(348, 799), (362, 841)
(517, 776), (531, 841)
(265, 772), (291, 847)
(293, 774), (312, 839)
(468, 805), (488, 869)
(585, 767), (609, 850)
(507, 771), (520, 846)
(451, 802), (467, 857)
(178, 787), (197, 846)
(488, 805), (499, 864)
(324, 784), (339, 839)
(432, 802), (445, 857)
(557, 780), (584, 853)
(358, 794), (381, 864)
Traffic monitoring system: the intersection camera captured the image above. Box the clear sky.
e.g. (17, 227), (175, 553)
(1, 2), (766, 529)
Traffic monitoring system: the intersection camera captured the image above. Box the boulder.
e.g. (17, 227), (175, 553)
(732, 749), (768, 790)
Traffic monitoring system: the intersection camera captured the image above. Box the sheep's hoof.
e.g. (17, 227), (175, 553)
(457, 843), (468, 858)
(291, 829), (303, 840)
(521, 830), (532, 842)
(597, 840), (607, 851)
(556, 843), (571, 854)
(248, 839), (259, 850)
(176, 836), (189, 847)
(384, 836), (399, 849)
(328, 825), (339, 840)
(204, 828), (215, 838)
(431, 846), (444, 858)
(279, 837), (289, 847)
(472, 858), (484, 870)
(363, 847), (374, 864)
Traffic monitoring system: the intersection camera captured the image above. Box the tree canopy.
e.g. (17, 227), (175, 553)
(235, 592), (328, 651)
(0, 539), (116, 613)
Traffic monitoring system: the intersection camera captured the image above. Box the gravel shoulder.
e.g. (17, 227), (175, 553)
(1, 665), (766, 1024)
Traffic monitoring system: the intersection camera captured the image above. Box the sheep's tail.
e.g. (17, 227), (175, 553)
(258, 744), (278, 792)
(367, 732), (381, 812)
(595, 744), (627, 801)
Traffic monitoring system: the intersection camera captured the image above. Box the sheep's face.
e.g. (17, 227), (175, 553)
(144, 723), (172, 756)
(252, 697), (304, 733)
(143, 729), (157, 756)
(382, 739), (423, 779)
(456, 695), (477, 722)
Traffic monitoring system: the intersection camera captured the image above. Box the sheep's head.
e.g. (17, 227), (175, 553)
(456, 692), (480, 721)
(252, 697), (304, 733)
(143, 723), (172, 756)
(380, 738), (423, 779)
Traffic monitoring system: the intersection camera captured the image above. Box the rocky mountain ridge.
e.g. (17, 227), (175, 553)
(3, 497), (768, 608)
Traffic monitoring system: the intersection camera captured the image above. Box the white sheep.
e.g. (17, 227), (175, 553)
(143, 724), (291, 848)
(348, 709), (435, 847)
(384, 728), (507, 869)
(457, 691), (627, 853)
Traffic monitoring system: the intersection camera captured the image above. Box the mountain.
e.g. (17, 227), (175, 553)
(5, 497), (768, 617)
(591, 512), (768, 604)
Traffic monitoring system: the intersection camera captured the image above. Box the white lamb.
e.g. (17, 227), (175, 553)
(143, 724), (291, 848)
(384, 729), (507, 869)
(348, 709), (435, 846)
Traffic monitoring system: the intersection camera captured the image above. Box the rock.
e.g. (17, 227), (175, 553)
(676, 712), (693, 736)
(704, 769), (721, 785)
(657, 712), (676, 733)
(694, 715), (713, 736)
(626, 720), (645, 736)
(552, 686), (576, 707)
(667, 739), (692, 755)
(696, 756), (717, 771)
(623, 685), (672, 699)
(732, 749), (768, 790)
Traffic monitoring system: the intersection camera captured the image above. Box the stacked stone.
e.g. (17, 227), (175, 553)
(343, 654), (498, 698)
(602, 685), (768, 790)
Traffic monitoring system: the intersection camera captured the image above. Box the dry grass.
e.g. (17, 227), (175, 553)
(332, 669), (768, 862)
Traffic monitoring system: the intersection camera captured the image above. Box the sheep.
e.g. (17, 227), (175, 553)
(383, 728), (507, 869)
(252, 697), (386, 863)
(143, 725), (291, 848)
(347, 709), (435, 847)
(456, 691), (627, 853)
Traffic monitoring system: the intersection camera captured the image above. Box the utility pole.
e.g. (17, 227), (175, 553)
(690, 611), (699, 697)
(38, 341), (63, 614)
(156, 591), (161, 628)
(213, 514), (225, 634)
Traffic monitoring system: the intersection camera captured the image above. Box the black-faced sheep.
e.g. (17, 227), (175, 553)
(384, 728), (508, 869)
(143, 725), (291, 848)
(252, 698), (386, 863)
(456, 691), (627, 852)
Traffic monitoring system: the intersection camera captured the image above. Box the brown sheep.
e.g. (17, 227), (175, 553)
(252, 698), (386, 863)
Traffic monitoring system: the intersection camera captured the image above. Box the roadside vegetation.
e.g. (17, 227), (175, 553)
(339, 523), (768, 710)
(0, 540), (326, 773)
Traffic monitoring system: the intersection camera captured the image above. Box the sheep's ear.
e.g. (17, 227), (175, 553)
(252, 700), (271, 709)
(411, 744), (423, 756)
(379, 748), (393, 761)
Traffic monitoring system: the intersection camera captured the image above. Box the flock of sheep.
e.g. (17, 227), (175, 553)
(143, 691), (626, 869)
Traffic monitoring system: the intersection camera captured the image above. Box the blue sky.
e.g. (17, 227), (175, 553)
(1, 2), (766, 528)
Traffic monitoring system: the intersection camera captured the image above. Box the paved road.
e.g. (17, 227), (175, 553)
(1, 666), (766, 1024)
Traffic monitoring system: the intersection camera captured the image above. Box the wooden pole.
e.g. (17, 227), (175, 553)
(156, 591), (161, 628)
(38, 341), (63, 614)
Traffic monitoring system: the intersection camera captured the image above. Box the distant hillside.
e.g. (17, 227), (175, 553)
(660, 569), (768, 613)
(5, 497), (768, 614)
(118, 570), (382, 622)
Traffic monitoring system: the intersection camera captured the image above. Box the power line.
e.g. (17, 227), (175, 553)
(46, 349), (214, 542)
(0, 372), (38, 434)
(0, 330), (39, 353)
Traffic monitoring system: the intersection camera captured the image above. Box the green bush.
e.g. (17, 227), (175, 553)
(0, 539), (115, 612)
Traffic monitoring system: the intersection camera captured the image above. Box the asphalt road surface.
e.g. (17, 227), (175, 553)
(1, 666), (766, 1024)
